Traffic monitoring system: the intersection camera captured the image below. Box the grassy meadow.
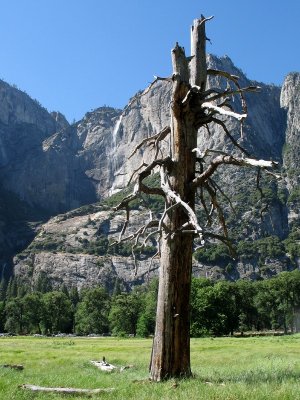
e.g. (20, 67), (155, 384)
(1, 335), (300, 399)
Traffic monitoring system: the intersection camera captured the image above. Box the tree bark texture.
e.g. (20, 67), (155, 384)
(150, 18), (207, 381)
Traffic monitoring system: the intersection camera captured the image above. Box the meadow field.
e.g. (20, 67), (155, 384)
(1, 334), (300, 399)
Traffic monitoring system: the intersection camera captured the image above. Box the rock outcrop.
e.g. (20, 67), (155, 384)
(280, 73), (300, 229)
(0, 55), (299, 288)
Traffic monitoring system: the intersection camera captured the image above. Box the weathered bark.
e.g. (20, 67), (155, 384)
(20, 384), (115, 394)
(114, 15), (275, 382)
(149, 18), (206, 381)
(190, 17), (209, 89)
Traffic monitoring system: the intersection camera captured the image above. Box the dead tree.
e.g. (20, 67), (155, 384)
(114, 16), (276, 381)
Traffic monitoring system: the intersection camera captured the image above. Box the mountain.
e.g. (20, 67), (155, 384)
(281, 72), (300, 228)
(0, 56), (299, 290)
(0, 79), (69, 276)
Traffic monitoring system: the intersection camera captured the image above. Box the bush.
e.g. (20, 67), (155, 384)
(194, 243), (231, 264)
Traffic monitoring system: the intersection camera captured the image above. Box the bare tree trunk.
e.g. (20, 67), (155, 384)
(117, 15), (271, 381)
(150, 227), (194, 380)
(150, 19), (205, 381)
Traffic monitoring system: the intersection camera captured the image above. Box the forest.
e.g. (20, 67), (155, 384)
(1, 269), (300, 337)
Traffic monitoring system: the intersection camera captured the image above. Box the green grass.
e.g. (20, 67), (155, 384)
(1, 335), (300, 399)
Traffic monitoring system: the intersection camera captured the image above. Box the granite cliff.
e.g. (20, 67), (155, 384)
(0, 56), (299, 289)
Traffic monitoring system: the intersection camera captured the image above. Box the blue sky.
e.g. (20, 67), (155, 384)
(0, 0), (299, 122)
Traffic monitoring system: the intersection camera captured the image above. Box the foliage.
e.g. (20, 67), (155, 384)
(136, 279), (158, 337)
(283, 229), (300, 259)
(191, 279), (237, 336)
(255, 271), (300, 333)
(109, 291), (142, 336)
(75, 287), (110, 335)
(287, 187), (300, 204)
(81, 234), (109, 255)
(109, 241), (133, 257)
(0, 301), (5, 331)
(41, 291), (73, 334)
(237, 236), (285, 262)
(4, 298), (24, 334)
(2, 271), (300, 337)
(28, 236), (65, 252)
(194, 243), (231, 265)
(34, 271), (53, 293)
(22, 292), (44, 334)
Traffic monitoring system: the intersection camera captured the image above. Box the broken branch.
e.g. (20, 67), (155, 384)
(201, 102), (247, 121)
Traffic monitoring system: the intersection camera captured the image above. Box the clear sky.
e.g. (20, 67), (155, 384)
(0, 0), (299, 122)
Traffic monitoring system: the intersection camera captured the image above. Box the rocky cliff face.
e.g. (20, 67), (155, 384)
(13, 197), (295, 292)
(0, 55), (286, 215)
(280, 73), (300, 229)
(1, 55), (300, 288)
(0, 80), (70, 273)
(0, 79), (70, 215)
(14, 204), (159, 292)
(0, 77), (170, 216)
(0, 79), (68, 167)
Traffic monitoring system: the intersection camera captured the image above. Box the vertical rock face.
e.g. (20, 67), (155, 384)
(0, 56), (287, 216)
(0, 80), (61, 131)
(1, 107), (122, 215)
(1, 55), (300, 287)
(0, 80), (69, 269)
(0, 80), (67, 168)
(106, 81), (171, 195)
(281, 72), (300, 188)
(201, 55), (285, 161)
(280, 72), (300, 227)
(0, 79), (70, 211)
(0, 80), (171, 215)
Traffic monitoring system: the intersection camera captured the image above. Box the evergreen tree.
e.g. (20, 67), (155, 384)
(6, 277), (18, 300)
(35, 272), (52, 293)
(61, 284), (69, 298)
(0, 278), (7, 301)
(0, 301), (5, 331)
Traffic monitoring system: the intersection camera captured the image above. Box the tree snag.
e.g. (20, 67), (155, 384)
(114, 16), (277, 381)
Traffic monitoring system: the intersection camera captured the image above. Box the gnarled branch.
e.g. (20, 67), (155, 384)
(211, 117), (250, 156)
(142, 76), (172, 97)
(192, 155), (278, 189)
(129, 126), (171, 160)
(207, 68), (239, 82)
(160, 167), (203, 239)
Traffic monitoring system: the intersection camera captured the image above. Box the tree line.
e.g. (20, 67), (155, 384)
(1, 270), (300, 336)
